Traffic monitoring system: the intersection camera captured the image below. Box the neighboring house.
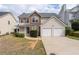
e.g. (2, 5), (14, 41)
(0, 12), (16, 35)
(59, 4), (79, 27)
(18, 11), (66, 37)
(68, 5), (79, 20)
(59, 4), (70, 26)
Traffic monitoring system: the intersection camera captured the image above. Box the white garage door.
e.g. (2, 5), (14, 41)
(53, 28), (64, 36)
(41, 28), (64, 37)
(41, 29), (51, 37)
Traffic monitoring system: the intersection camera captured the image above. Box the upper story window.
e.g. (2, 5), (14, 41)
(20, 18), (27, 23)
(23, 18), (26, 23)
(20, 18), (29, 23)
(72, 14), (76, 19)
(21, 20), (23, 23)
(8, 21), (10, 25)
(32, 17), (35, 22)
(32, 16), (39, 23)
(26, 18), (29, 23)
(36, 20), (38, 22)
(27, 19), (29, 23)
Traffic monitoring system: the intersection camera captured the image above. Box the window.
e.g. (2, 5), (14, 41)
(32, 17), (35, 22)
(8, 21), (10, 25)
(21, 20), (23, 23)
(27, 20), (29, 23)
(31, 15), (39, 23)
(24, 18), (29, 23)
(26, 19), (29, 23)
(32, 16), (38, 23)
(36, 20), (38, 22)
(23, 18), (26, 23)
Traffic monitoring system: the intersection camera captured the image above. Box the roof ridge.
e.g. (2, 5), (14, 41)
(18, 12), (58, 18)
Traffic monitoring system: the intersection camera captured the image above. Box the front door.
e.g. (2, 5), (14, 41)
(26, 27), (29, 34)
(38, 27), (40, 36)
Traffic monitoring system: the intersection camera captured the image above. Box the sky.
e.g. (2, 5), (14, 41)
(0, 4), (77, 16)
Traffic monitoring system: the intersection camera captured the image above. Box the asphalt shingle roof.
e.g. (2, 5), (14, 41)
(0, 12), (9, 16)
(19, 12), (60, 18)
(70, 5), (79, 12)
(18, 12), (66, 24)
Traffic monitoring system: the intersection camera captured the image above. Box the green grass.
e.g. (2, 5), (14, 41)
(74, 31), (79, 33)
(67, 35), (79, 40)
(0, 34), (46, 55)
(67, 30), (79, 40)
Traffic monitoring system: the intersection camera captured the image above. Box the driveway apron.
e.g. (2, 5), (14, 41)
(42, 37), (79, 55)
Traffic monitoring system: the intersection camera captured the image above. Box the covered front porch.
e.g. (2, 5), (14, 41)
(19, 25), (40, 37)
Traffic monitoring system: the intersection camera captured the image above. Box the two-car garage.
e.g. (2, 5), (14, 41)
(41, 28), (65, 37)
(41, 16), (66, 37)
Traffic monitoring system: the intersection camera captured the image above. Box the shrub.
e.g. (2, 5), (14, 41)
(65, 27), (73, 36)
(14, 33), (25, 38)
(69, 32), (79, 37)
(72, 22), (79, 31)
(11, 32), (15, 34)
(70, 19), (79, 31)
(30, 30), (37, 37)
(6, 32), (9, 35)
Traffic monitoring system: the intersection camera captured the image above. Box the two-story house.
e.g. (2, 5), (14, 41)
(68, 5), (79, 20)
(18, 11), (41, 36)
(18, 11), (66, 37)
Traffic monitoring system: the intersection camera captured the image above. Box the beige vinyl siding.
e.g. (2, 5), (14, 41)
(0, 14), (16, 35)
(41, 17), (49, 24)
(41, 16), (65, 37)
(41, 17), (65, 29)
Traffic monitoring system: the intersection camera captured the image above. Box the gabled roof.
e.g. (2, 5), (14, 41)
(18, 12), (59, 18)
(18, 13), (30, 18)
(39, 13), (59, 18)
(0, 12), (16, 22)
(0, 12), (10, 16)
(69, 5), (79, 12)
(29, 11), (41, 17)
(41, 16), (66, 26)
(18, 11), (66, 25)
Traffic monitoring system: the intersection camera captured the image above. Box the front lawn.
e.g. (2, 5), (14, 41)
(74, 31), (79, 33)
(67, 35), (79, 40)
(0, 35), (46, 55)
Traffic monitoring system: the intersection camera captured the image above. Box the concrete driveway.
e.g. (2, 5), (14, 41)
(42, 37), (79, 55)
